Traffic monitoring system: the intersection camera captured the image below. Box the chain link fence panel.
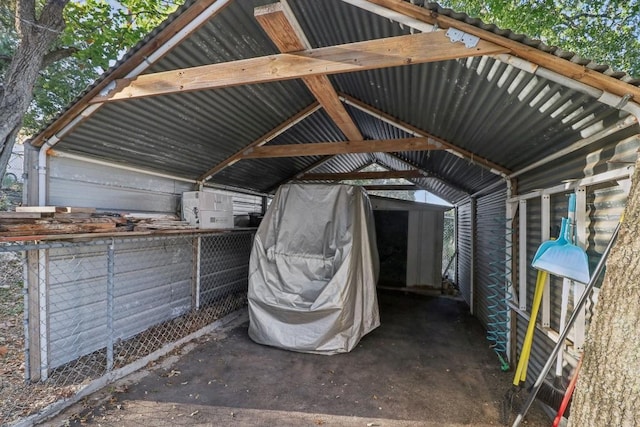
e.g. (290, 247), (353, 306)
(442, 210), (456, 283)
(0, 230), (254, 426)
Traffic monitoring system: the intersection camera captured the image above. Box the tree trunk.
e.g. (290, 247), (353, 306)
(0, 0), (69, 180)
(569, 155), (640, 426)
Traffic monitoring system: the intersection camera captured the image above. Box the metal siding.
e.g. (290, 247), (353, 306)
(518, 127), (640, 193)
(457, 201), (472, 305)
(47, 244), (110, 368)
(49, 156), (193, 213)
(475, 187), (507, 329)
(517, 181), (627, 388)
(511, 129), (636, 386)
(47, 238), (193, 369)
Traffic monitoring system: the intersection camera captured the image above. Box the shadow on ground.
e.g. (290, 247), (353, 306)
(43, 290), (549, 426)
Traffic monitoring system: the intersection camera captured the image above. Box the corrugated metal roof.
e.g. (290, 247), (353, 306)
(34, 0), (640, 204)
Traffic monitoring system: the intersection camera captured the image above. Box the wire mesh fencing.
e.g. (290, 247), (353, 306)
(442, 210), (456, 283)
(0, 230), (254, 426)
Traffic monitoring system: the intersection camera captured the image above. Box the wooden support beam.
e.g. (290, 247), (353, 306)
(363, 184), (420, 191)
(265, 155), (342, 193)
(241, 137), (442, 159)
(92, 31), (509, 103)
(255, 2), (363, 141)
(298, 170), (424, 181)
(365, 0), (640, 103)
(340, 93), (511, 177)
(198, 102), (321, 181)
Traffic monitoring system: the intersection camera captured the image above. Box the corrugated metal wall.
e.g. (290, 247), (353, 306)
(49, 156), (263, 216)
(509, 126), (637, 386)
(456, 200), (473, 306)
(48, 156), (193, 213)
(475, 187), (507, 330)
(46, 232), (253, 370)
(47, 243), (110, 367)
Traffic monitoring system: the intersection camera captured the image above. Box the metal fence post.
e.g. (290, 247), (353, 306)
(107, 239), (115, 371)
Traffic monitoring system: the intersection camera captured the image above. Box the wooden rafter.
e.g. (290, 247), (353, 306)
(298, 170), (424, 181)
(365, 0), (640, 103)
(255, 2), (363, 141)
(197, 102), (321, 181)
(91, 31), (509, 103)
(363, 184), (419, 191)
(266, 155), (342, 193)
(240, 137), (442, 159)
(340, 93), (511, 177)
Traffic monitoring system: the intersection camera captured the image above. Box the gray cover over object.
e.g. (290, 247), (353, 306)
(248, 184), (380, 355)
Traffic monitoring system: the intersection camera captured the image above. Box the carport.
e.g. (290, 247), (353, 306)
(2, 0), (640, 426)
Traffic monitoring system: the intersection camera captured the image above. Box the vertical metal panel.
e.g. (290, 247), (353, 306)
(48, 156), (193, 213)
(113, 238), (194, 337)
(457, 201), (472, 305)
(474, 187), (507, 330)
(47, 244), (110, 368)
(406, 210), (444, 288)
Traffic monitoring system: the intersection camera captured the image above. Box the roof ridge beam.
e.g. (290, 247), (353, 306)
(240, 137), (443, 159)
(298, 170), (425, 181)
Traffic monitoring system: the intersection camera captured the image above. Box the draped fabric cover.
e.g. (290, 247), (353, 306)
(248, 184), (380, 355)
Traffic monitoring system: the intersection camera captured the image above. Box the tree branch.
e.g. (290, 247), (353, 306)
(42, 46), (79, 67)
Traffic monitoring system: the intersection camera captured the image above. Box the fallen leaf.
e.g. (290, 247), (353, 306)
(0, 346), (8, 357)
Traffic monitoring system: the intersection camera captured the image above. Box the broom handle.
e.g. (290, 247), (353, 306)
(512, 220), (621, 427)
(552, 355), (583, 427)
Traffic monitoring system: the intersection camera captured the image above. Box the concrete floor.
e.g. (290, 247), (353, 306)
(44, 291), (549, 426)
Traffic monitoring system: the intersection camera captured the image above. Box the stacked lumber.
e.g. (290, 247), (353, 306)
(124, 213), (195, 231)
(0, 207), (125, 237)
(0, 208), (199, 237)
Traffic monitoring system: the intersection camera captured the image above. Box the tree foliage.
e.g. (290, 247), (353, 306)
(439, 0), (640, 77)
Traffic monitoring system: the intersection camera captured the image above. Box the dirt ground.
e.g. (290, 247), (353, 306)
(41, 291), (550, 427)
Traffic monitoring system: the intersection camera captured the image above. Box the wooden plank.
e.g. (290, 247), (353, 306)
(340, 93), (512, 176)
(0, 212), (42, 219)
(241, 137), (442, 158)
(363, 184), (420, 191)
(198, 102), (320, 181)
(92, 31), (509, 103)
(27, 250), (41, 382)
(299, 170), (424, 181)
(255, 3), (308, 52)
(303, 75), (363, 140)
(366, 0), (640, 103)
(16, 206), (96, 214)
(255, 3), (364, 141)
